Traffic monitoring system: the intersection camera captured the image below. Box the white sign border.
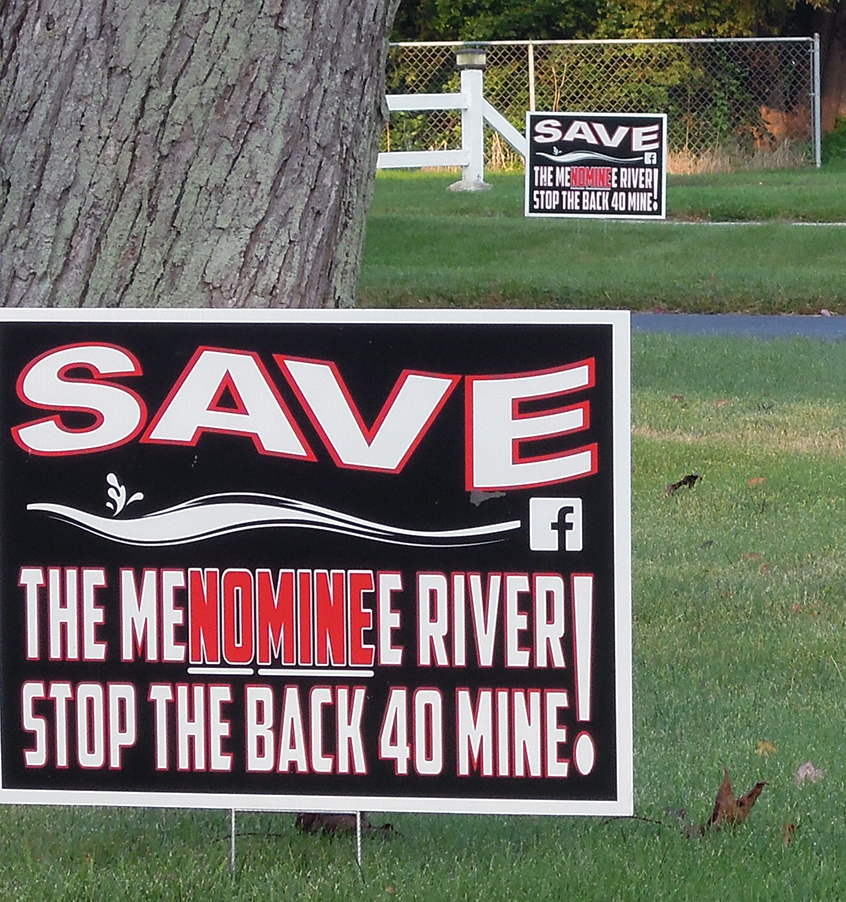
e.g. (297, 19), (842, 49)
(524, 111), (668, 221)
(0, 308), (632, 817)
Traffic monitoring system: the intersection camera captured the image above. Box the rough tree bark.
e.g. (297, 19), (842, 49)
(812, 0), (846, 131)
(0, 0), (399, 308)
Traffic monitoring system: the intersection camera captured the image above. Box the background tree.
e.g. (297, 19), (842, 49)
(392, 0), (601, 41)
(593, 1), (793, 37)
(596, 0), (846, 129)
(0, 0), (400, 309)
(793, 1), (846, 129)
(392, 0), (846, 131)
(392, 0), (443, 40)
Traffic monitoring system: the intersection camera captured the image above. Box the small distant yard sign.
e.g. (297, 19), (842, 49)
(0, 309), (632, 817)
(525, 112), (667, 220)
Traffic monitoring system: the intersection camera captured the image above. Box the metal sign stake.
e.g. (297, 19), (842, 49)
(230, 809), (237, 878)
(356, 810), (363, 873)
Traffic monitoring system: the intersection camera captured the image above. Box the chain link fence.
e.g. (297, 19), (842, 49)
(384, 38), (819, 173)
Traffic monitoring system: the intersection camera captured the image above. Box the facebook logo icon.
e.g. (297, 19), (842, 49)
(529, 498), (583, 552)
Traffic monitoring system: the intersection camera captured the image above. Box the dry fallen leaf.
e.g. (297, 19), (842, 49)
(748, 477), (766, 487)
(795, 761), (825, 785)
(756, 741), (777, 758)
(707, 770), (767, 830)
(714, 399), (730, 407)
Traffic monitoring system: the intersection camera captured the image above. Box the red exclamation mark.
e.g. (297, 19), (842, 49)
(652, 168), (659, 212)
(572, 574), (595, 775)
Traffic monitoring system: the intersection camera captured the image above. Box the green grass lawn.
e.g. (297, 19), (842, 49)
(4, 335), (846, 901)
(359, 166), (846, 314)
(3, 171), (846, 899)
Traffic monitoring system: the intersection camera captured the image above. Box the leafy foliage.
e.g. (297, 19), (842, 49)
(392, 0), (827, 41)
(821, 116), (846, 161)
(592, 0), (794, 38)
(393, 0), (602, 40)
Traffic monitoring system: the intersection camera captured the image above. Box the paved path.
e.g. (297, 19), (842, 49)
(631, 313), (846, 341)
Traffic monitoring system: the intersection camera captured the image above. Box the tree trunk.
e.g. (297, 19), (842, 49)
(809, 0), (846, 131)
(0, 0), (399, 308)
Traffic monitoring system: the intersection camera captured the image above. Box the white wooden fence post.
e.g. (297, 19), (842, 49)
(450, 47), (491, 191)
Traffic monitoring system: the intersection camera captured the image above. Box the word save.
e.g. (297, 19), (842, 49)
(532, 118), (661, 151)
(12, 344), (598, 491)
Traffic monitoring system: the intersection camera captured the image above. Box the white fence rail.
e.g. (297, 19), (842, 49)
(377, 60), (528, 188)
(378, 94), (472, 173)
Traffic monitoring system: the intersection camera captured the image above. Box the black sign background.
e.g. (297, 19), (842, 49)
(525, 112), (667, 220)
(0, 311), (631, 814)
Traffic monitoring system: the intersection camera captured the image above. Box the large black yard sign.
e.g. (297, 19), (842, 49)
(0, 310), (632, 816)
(525, 112), (667, 220)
